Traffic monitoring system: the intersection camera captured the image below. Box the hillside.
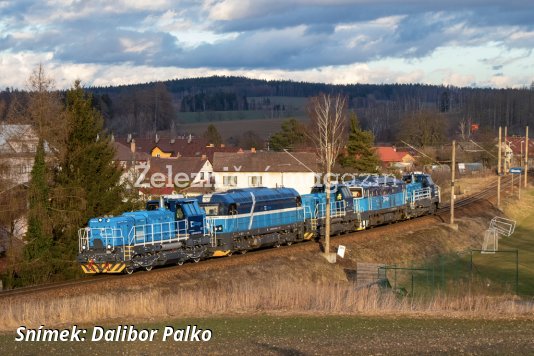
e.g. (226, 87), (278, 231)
(2, 76), (534, 144)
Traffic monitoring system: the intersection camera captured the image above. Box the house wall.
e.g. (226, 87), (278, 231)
(191, 161), (213, 186)
(151, 147), (173, 158)
(212, 171), (316, 195)
(0, 156), (34, 185)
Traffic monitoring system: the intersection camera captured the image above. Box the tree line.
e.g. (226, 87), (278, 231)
(3, 76), (534, 141)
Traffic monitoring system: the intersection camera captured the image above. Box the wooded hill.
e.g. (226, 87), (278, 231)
(1, 76), (533, 143)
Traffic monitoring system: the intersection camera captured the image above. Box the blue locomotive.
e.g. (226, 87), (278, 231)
(77, 173), (440, 274)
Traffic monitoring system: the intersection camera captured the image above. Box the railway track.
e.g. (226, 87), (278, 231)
(0, 176), (518, 298)
(438, 175), (513, 212)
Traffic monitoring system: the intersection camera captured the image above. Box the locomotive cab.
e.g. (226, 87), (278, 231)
(146, 198), (206, 236)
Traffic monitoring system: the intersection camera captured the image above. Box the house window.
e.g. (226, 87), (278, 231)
(199, 172), (205, 180)
(248, 176), (262, 187)
(223, 175), (237, 187)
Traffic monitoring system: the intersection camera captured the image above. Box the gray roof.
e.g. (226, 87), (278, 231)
(213, 151), (318, 172)
(0, 124), (48, 155)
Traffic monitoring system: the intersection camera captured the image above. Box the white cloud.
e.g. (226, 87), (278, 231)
(2, 0), (534, 89)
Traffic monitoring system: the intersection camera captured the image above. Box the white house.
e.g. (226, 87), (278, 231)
(0, 124), (41, 187)
(212, 150), (318, 195)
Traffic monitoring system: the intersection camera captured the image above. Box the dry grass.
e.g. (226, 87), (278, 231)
(1, 278), (533, 331)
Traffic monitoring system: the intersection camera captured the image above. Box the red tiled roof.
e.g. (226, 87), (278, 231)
(147, 157), (208, 177)
(115, 136), (240, 160)
(113, 142), (150, 163)
(375, 147), (410, 163)
(213, 151), (318, 172)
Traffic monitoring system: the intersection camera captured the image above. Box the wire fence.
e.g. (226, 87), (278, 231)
(377, 248), (522, 298)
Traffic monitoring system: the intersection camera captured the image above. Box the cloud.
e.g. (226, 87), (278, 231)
(1, 0), (534, 89)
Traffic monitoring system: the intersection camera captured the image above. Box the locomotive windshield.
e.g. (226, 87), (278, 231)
(146, 202), (159, 210)
(350, 187), (364, 199)
(202, 204), (219, 216)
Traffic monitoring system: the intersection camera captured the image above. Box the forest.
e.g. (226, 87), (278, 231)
(1, 76), (533, 144)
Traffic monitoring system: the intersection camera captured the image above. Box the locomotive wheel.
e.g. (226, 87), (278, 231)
(177, 261), (184, 266)
(193, 257), (200, 263)
(145, 265), (153, 271)
(125, 267), (134, 275)
(227, 251), (233, 257)
(240, 250), (247, 255)
(274, 242), (281, 248)
(286, 241), (293, 246)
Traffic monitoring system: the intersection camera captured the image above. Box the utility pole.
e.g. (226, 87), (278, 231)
(497, 127), (502, 208)
(525, 126), (529, 188)
(518, 170), (521, 200)
(324, 143), (331, 257)
(450, 140), (456, 226)
(504, 126), (508, 175)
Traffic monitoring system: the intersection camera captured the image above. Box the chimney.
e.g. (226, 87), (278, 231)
(155, 133), (160, 144)
(110, 133), (115, 142)
(130, 139), (136, 153)
(127, 133), (132, 143)
(170, 138), (175, 144)
(220, 143), (225, 148)
(187, 134), (192, 143)
(251, 147), (256, 153)
(201, 154), (207, 160)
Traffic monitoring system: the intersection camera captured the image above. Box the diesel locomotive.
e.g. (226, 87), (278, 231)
(77, 172), (440, 274)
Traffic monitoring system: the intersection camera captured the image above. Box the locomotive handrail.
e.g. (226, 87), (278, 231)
(78, 227), (124, 252)
(126, 219), (189, 247)
(412, 187), (431, 202)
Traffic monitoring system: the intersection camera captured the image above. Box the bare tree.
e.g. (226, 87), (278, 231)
(26, 64), (65, 158)
(307, 93), (348, 259)
(458, 116), (472, 141)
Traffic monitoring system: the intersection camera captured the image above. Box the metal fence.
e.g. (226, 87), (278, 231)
(377, 248), (522, 297)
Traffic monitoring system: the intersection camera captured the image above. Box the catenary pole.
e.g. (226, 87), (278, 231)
(450, 140), (456, 225)
(525, 126), (529, 188)
(497, 127), (502, 208)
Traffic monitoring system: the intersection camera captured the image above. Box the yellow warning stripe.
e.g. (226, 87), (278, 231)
(81, 262), (126, 274)
(303, 232), (314, 240)
(212, 250), (231, 257)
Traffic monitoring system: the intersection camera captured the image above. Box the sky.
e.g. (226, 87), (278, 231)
(1, 0), (534, 90)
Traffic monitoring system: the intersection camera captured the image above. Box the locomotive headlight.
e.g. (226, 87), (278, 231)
(107, 244), (112, 250)
(98, 218), (103, 222)
(82, 245), (86, 250)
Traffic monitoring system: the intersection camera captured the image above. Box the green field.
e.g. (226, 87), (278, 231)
(471, 188), (534, 295)
(383, 188), (534, 297)
(2, 315), (534, 355)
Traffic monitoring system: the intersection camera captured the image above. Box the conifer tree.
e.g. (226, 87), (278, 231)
(203, 124), (222, 146)
(269, 118), (308, 151)
(55, 81), (124, 260)
(340, 113), (379, 173)
(23, 138), (54, 283)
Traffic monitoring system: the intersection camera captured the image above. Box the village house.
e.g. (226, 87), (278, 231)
(0, 124), (42, 187)
(212, 150), (318, 195)
(375, 146), (415, 171)
(505, 136), (534, 168)
(0, 124), (46, 246)
(139, 156), (213, 198)
(112, 139), (214, 199)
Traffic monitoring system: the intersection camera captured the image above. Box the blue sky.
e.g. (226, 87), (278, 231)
(1, 0), (533, 89)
